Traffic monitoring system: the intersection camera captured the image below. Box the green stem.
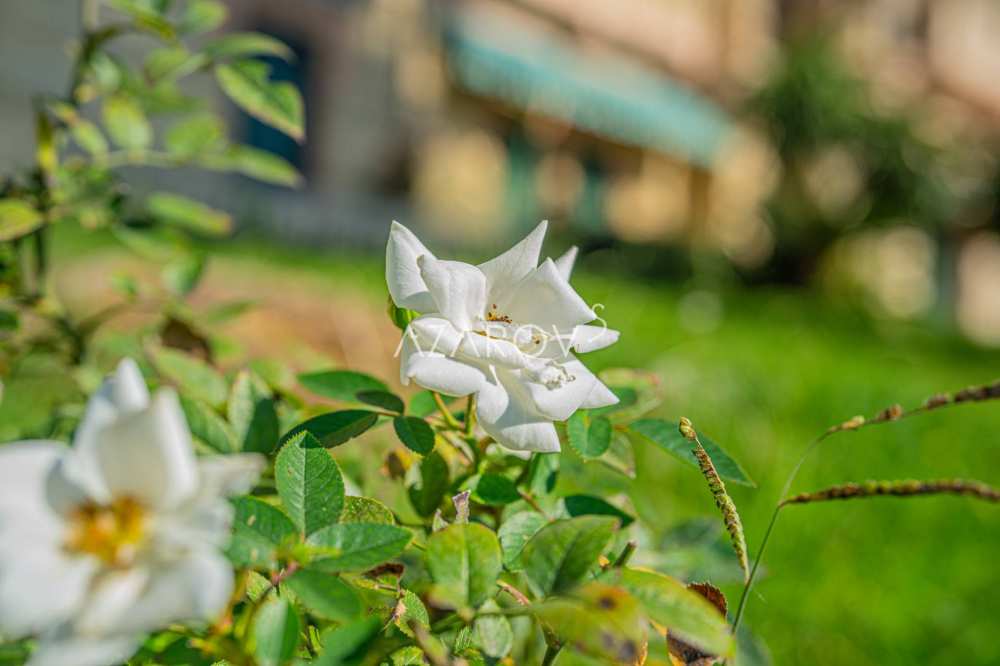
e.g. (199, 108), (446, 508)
(541, 643), (561, 666)
(731, 431), (830, 632)
(32, 227), (48, 296)
(432, 392), (461, 430)
(464, 394), (477, 436)
(731, 504), (783, 632)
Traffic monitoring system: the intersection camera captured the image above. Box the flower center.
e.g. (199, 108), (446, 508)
(65, 496), (147, 567)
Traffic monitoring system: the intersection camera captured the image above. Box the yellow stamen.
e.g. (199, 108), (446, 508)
(65, 496), (147, 567)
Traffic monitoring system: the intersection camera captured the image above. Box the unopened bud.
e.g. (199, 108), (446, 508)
(678, 417), (697, 441)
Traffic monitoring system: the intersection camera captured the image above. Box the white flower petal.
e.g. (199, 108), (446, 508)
(76, 568), (149, 636)
(95, 389), (198, 510)
(43, 455), (93, 518)
(69, 359), (150, 502)
(499, 259), (596, 332)
(457, 332), (534, 370)
(478, 220), (547, 304)
(553, 246), (578, 280)
(98, 551), (233, 634)
(401, 338), (488, 397)
(194, 454), (265, 499)
(570, 325), (620, 354)
(0, 441), (65, 530)
(28, 633), (138, 666)
(386, 221), (437, 312)
(475, 371), (561, 453)
(523, 358), (598, 421)
(580, 380), (620, 410)
(155, 454), (264, 550)
(0, 545), (97, 638)
(408, 315), (463, 356)
(417, 257), (487, 331)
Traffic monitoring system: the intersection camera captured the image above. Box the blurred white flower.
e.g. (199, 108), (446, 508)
(386, 220), (619, 452)
(0, 359), (263, 666)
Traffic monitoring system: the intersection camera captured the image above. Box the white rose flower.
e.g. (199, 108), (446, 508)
(0, 359), (263, 666)
(387, 220), (620, 452)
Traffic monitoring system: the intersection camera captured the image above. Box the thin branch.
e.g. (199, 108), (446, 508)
(432, 391), (461, 430)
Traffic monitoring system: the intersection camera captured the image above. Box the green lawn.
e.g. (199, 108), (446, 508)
(49, 229), (1000, 665)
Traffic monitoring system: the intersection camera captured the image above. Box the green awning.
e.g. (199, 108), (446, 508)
(443, 10), (731, 168)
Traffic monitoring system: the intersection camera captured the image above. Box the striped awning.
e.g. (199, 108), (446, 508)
(442, 6), (731, 168)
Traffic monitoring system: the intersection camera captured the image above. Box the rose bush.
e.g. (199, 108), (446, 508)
(1, 3), (998, 666)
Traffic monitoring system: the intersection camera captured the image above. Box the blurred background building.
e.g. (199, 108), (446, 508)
(2, 0), (1000, 342)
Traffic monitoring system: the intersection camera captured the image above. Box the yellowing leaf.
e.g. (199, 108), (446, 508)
(0, 199), (43, 242)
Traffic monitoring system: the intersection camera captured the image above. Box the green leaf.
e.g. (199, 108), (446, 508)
(180, 0), (227, 34)
(357, 390), (404, 414)
(426, 523), (502, 609)
(341, 496), (395, 525)
(203, 145), (302, 187)
(253, 596), (300, 666)
(162, 253), (205, 297)
(629, 419), (754, 486)
(472, 474), (520, 506)
(103, 94), (152, 150)
(165, 113), (225, 157)
(409, 390), (453, 418)
(0, 199), (43, 242)
(497, 511), (547, 571)
(179, 395), (235, 453)
(315, 617), (381, 665)
(275, 433), (345, 536)
(606, 568), (734, 659)
(393, 416), (434, 455)
(298, 370), (388, 402)
(144, 47), (207, 82)
(227, 497), (297, 568)
(215, 61), (304, 141)
(533, 582), (645, 663)
(563, 495), (635, 528)
(280, 410), (379, 449)
(387, 300), (418, 331)
(70, 120), (108, 156)
(229, 370), (279, 453)
(388, 646), (426, 666)
(205, 33), (295, 61)
(0, 309), (18, 331)
(307, 523), (412, 572)
(408, 450), (449, 517)
(521, 516), (618, 597)
(148, 192), (232, 237)
(567, 412), (612, 459)
(284, 568), (362, 622)
(474, 599), (513, 658)
(393, 589), (429, 638)
(150, 347), (228, 407)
